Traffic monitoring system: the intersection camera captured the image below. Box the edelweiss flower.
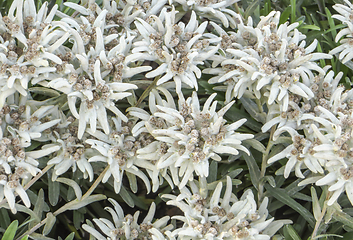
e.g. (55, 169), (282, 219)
(48, 4), (153, 138)
(316, 164), (353, 206)
(330, 0), (353, 63)
(131, 88), (253, 188)
(130, 7), (220, 93)
(82, 198), (172, 240)
(205, 11), (331, 111)
(86, 117), (154, 193)
(47, 118), (95, 182)
(0, 135), (59, 213)
(170, 0), (239, 28)
(0, 0), (68, 108)
(163, 177), (291, 239)
(268, 127), (323, 178)
(0, 104), (61, 147)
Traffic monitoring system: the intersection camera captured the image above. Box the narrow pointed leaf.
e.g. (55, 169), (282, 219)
(265, 184), (315, 227)
(1, 220), (18, 240)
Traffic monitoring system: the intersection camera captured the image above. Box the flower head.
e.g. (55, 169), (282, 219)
(82, 198), (172, 240)
(163, 177), (291, 239)
(130, 88), (252, 188)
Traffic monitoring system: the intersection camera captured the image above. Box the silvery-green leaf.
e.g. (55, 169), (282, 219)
(207, 161), (218, 183)
(66, 195), (106, 211)
(30, 189), (46, 228)
(311, 187), (322, 221)
(126, 172), (138, 193)
(42, 213), (56, 236)
(244, 139), (266, 153)
(48, 171), (60, 206)
(265, 184), (315, 228)
(283, 225), (302, 240)
(64, 232), (75, 240)
(56, 178), (82, 200)
(119, 186), (135, 208)
(29, 87), (60, 97)
(333, 210), (353, 229)
(243, 153), (261, 190)
(29, 233), (55, 240)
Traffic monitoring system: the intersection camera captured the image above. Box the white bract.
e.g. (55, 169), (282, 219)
(82, 198), (172, 240)
(163, 177), (291, 239)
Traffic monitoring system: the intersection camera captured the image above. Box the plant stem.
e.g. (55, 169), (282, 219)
(258, 125), (276, 202)
(16, 166), (109, 240)
(133, 76), (160, 108)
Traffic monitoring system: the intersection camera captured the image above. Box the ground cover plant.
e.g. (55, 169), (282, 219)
(1, 0), (353, 239)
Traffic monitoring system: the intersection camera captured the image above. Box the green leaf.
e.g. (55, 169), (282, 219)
(280, 6), (291, 25)
(311, 187), (322, 222)
(20, 236), (29, 240)
(283, 225), (301, 240)
(73, 210), (84, 230)
(226, 169), (243, 179)
(42, 213), (56, 236)
(64, 233), (75, 240)
(265, 184), (315, 228)
(290, 0), (296, 23)
(261, 175), (276, 188)
(66, 194), (107, 211)
(299, 25), (321, 31)
(243, 139), (266, 153)
(325, 7), (336, 39)
(29, 233), (55, 240)
(343, 232), (353, 240)
(244, 0), (260, 21)
(243, 153), (261, 190)
(1, 220), (18, 240)
(119, 186), (135, 208)
(56, 177), (82, 200)
(126, 172), (138, 193)
(48, 170), (60, 206)
(333, 210), (353, 230)
(207, 160), (218, 183)
(30, 189), (46, 228)
(0, 208), (10, 229)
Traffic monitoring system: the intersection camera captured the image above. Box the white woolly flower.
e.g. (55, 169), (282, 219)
(316, 164), (353, 206)
(0, 104), (61, 147)
(85, 118), (154, 193)
(131, 88), (253, 189)
(82, 198), (172, 240)
(170, 0), (239, 28)
(48, 5), (152, 138)
(268, 127), (323, 178)
(47, 118), (95, 182)
(0, 0), (68, 108)
(330, 0), (353, 63)
(205, 11), (331, 111)
(163, 177), (291, 239)
(0, 135), (59, 213)
(130, 7), (220, 93)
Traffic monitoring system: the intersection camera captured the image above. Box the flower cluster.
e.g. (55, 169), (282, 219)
(162, 177), (291, 240)
(129, 88), (253, 189)
(330, 0), (353, 63)
(82, 198), (172, 240)
(2, 0), (349, 238)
